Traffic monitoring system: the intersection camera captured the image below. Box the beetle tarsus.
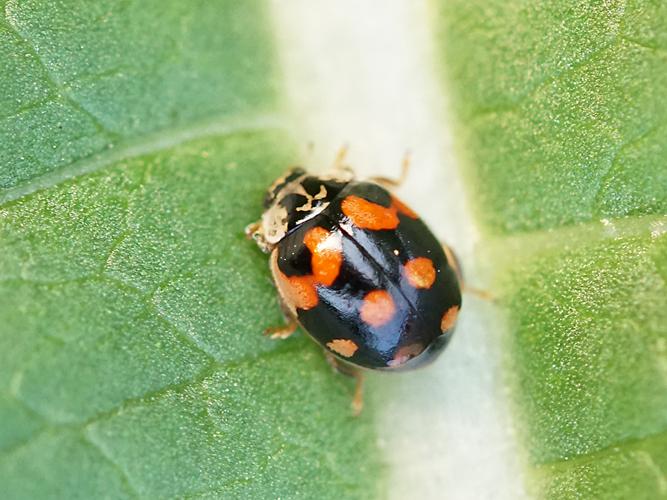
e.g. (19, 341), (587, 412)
(463, 285), (495, 302)
(368, 150), (411, 188)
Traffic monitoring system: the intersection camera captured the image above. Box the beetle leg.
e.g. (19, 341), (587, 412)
(330, 144), (356, 181)
(244, 220), (261, 240)
(332, 143), (350, 170)
(263, 291), (300, 339)
(263, 318), (298, 339)
(368, 150), (411, 189)
(245, 220), (274, 254)
(441, 243), (463, 284)
(306, 140), (315, 157)
(323, 350), (353, 375)
(463, 284), (495, 301)
(351, 370), (364, 416)
(442, 243), (495, 301)
(324, 352), (364, 416)
(324, 350), (339, 372)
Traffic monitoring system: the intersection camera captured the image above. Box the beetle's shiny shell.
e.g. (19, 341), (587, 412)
(267, 174), (462, 370)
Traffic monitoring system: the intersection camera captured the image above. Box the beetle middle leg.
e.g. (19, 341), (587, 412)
(264, 294), (300, 339)
(264, 318), (298, 339)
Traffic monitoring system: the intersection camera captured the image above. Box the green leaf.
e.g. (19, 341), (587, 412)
(437, 0), (667, 498)
(0, 1), (383, 498)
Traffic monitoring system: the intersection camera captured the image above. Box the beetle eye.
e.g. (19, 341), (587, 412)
(263, 167), (306, 208)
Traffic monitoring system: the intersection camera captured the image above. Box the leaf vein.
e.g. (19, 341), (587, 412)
(471, 40), (619, 120)
(82, 432), (140, 499)
(2, 4), (113, 137)
(592, 124), (664, 214)
(537, 427), (667, 469)
(1, 343), (303, 459)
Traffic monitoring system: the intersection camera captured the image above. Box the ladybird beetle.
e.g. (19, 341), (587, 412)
(247, 154), (463, 377)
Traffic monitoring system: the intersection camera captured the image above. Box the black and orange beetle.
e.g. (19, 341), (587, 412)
(246, 154), (462, 412)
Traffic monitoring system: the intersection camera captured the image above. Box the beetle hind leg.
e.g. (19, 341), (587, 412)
(442, 243), (494, 301)
(441, 242), (463, 284)
(325, 352), (365, 416)
(463, 284), (495, 301)
(351, 370), (364, 416)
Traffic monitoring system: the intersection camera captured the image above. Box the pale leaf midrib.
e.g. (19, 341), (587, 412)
(0, 112), (287, 207)
(479, 213), (666, 269)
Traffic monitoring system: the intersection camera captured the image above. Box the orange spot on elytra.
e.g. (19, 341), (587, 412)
(271, 227), (344, 312)
(387, 343), (424, 367)
(440, 305), (459, 332)
(391, 196), (418, 219)
(304, 226), (343, 286)
(360, 290), (396, 327)
(403, 257), (436, 289)
(272, 252), (318, 311)
(327, 339), (358, 358)
(303, 226), (330, 251)
(279, 274), (318, 310)
(342, 195), (399, 230)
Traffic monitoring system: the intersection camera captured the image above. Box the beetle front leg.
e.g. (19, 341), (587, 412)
(244, 220), (261, 240)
